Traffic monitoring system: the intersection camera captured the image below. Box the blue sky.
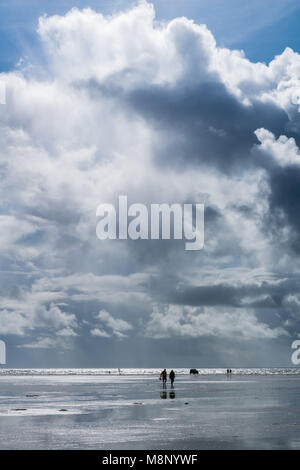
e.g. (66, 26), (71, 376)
(1, 0), (300, 71)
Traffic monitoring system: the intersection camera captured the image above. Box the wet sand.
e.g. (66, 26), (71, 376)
(0, 374), (300, 449)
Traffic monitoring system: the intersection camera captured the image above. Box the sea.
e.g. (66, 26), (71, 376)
(1, 367), (300, 376)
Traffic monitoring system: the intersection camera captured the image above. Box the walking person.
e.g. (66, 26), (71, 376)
(160, 368), (167, 384)
(169, 369), (175, 386)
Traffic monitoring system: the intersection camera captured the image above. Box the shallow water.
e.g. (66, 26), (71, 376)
(0, 374), (300, 449)
(1, 367), (300, 376)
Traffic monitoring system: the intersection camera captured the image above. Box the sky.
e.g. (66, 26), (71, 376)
(1, 1), (300, 367)
(1, 0), (300, 71)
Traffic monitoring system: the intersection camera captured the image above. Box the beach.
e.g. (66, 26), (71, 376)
(0, 369), (300, 449)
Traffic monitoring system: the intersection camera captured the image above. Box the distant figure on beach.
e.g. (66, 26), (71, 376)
(169, 370), (175, 386)
(190, 368), (199, 375)
(160, 368), (167, 383)
(118, 368), (121, 375)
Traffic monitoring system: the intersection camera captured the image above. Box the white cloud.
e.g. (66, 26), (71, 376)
(90, 328), (111, 338)
(96, 309), (133, 338)
(0, 309), (29, 335)
(255, 128), (300, 167)
(146, 304), (288, 340)
(56, 327), (78, 336)
(19, 337), (57, 349)
(0, 296), (78, 336)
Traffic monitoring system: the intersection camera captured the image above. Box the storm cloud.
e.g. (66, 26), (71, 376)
(1, 2), (300, 366)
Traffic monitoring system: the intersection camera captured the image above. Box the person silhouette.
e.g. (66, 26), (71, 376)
(160, 368), (167, 383)
(169, 370), (175, 386)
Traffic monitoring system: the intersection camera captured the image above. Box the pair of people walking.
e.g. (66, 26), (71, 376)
(160, 368), (175, 385)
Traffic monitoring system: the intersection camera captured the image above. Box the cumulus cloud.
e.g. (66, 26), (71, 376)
(255, 129), (300, 167)
(146, 304), (288, 340)
(94, 309), (133, 339)
(0, 2), (300, 363)
(56, 327), (78, 336)
(90, 328), (111, 338)
(0, 309), (29, 335)
(19, 337), (58, 349)
(0, 290), (78, 336)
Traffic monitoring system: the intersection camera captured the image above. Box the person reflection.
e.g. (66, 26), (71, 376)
(160, 388), (176, 399)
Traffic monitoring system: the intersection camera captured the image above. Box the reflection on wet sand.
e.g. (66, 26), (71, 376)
(0, 374), (299, 449)
(160, 386), (176, 399)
